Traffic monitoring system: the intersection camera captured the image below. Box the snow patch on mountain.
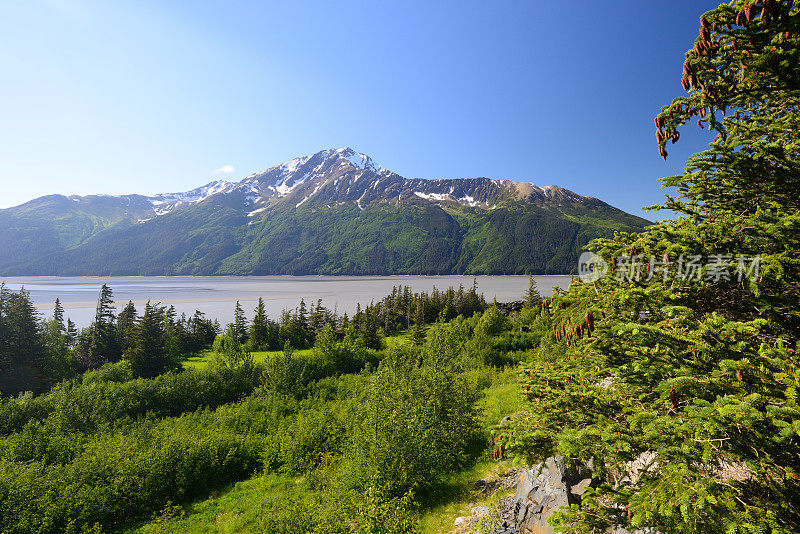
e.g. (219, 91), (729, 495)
(336, 147), (388, 174)
(414, 192), (451, 202)
(460, 195), (479, 207)
(148, 180), (235, 215)
(279, 156), (310, 177)
(247, 207), (267, 217)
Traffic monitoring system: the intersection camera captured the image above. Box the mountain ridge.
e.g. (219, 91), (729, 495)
(0, 148), (651, 276)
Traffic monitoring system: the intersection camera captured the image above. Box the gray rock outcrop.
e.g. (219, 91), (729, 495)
(512, 456), (592, 534)
(506, 456), (657, 534)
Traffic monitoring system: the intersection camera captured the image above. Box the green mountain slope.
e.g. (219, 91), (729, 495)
(3, 196), (649, 276)
(0, 148), (651, 275)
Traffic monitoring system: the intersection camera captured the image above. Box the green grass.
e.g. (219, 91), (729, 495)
(385, 330), (412, 348)
(418, 459), (520, 534)
(478, 369), (527, 428)
(140, 333), (521, 534)
(118, 473), (305, 534)
(182, 332), (409, 371)
(117, 459), (519, 534)
(181, 348), (315, 370)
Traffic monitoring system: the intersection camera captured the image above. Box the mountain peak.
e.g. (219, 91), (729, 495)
(330, 147), (388, 174)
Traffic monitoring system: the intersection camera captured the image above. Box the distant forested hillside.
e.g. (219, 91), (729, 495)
(0, 148), (650, 275)
(0, 196), (649, 276)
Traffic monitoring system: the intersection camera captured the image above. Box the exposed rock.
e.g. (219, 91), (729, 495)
(512, 456), (591, 534)
(620, 451), (658, 485)
(569, 477), (593, 497)
(504, 456), (660, 534)
(500, 411), (528, 425)
(471, 505), (490, 518)
(454, 516), (471, 527)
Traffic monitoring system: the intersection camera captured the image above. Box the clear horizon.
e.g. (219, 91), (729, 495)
(0, 1), (720, 215)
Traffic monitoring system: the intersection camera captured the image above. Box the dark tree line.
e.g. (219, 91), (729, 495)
(70, 284), (219, 377)
(0, 283), (219, 395)
(230, 282), (488, 353)
(2, 280), (491, 396)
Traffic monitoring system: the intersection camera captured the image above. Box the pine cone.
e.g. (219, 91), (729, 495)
(670, 385), (678, 410)
(744, 3), (754, 23)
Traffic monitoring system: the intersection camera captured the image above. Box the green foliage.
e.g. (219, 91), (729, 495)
(127, 301), (169, 378)
(0, 361), (262, 436)
(2, 191), (650, 276)
(249, 297), (278, 351)
(85, 283), (121, 367)
(0, 284), (530, 533)
(513, 2), (800, 532)
(260, 342), (308, 398)
(212, 324), (252, 370)
(349, 345), (483, 502)
(0, 285), (47, 395)
(411, 299), (426, 346)
(313, 324), (369, 377)
(524, 273), (542, 307)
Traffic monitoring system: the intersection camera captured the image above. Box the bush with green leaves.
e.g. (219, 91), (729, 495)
(0, 360), (262, 436)
(348, 345), (483, 502)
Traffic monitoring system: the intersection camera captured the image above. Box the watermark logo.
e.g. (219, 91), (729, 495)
(577, 253), (762, 283)
(578, 252), (608, 283)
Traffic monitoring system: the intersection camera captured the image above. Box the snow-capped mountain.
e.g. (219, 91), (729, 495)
(147, 180), (236, 216)
(40, 147), (588, 221)
(0, 148), (651, 276)
(127, 147), (592, 219)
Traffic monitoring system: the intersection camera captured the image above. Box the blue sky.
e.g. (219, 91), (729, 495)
(0, 0), (721, 215)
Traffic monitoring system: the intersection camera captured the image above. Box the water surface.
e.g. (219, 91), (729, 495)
(1, 275), (573, 327)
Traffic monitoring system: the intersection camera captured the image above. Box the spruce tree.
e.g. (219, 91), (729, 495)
(4, 288), (44, 368)
(233, 300), (248, 343)
(42, 316), (71, 386)
(66, 319), (78, 349)
(361, 309), (384, 350)
(0, 287), (45, 393)
(127, 301), (166, 378)
(117, 301), (138, 356)
(53, 298), (65, 334)
(310, 298), (326, 332)
(524, 274), (542, 307)
(0, 284), (10, 371)
(411, 299), (426, 346)
(87, 284), (120, 366)
(515, 2), (800, 532)
(250, 298), (270, 350)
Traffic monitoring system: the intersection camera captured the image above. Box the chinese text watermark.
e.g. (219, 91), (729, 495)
(578, 253), (761, 283)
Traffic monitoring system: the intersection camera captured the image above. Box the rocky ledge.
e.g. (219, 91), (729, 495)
(473, 456), (657, 534)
